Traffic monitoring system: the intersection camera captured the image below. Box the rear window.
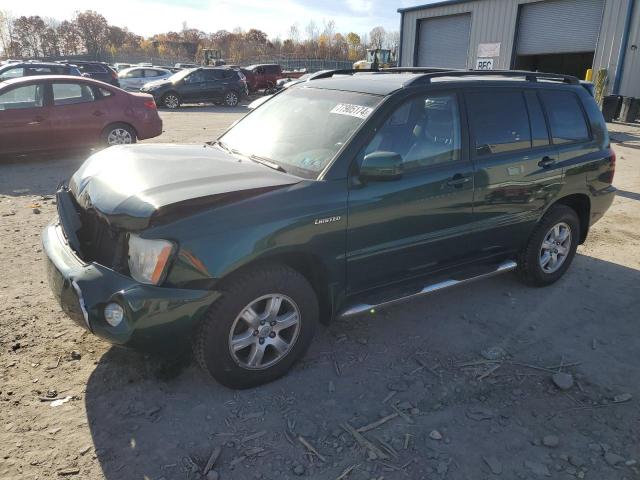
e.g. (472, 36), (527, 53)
(53, 83), (95, 105)
(467, 90), (531, 155)
(80, 64), (107, 73)
(540, 91), (590, 144)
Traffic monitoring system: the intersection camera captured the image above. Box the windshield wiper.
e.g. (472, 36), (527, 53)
(249, 155), (287, 173)
(211, 142), (286, 173)
(210, 140), (232, 153)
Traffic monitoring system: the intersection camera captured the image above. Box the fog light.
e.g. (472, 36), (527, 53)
(104, 303), (124, 327)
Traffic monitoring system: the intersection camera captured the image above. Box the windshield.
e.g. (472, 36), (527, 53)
(168, 68), (196, 82)
(218, 87), (382, 179)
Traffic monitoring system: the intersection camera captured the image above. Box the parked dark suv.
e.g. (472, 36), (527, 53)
(0, 61), (81, 82)
(58, 60), (120, 86)
(43, 69), (615, 388)
(140, 67), (248, 108)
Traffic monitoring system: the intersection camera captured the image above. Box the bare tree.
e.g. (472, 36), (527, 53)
(0, 10), (17, 57)
(369, 26), (386, 50)
(288, 23), (300, 44)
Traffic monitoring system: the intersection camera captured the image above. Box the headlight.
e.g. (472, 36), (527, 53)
(127, 234), (175, 285)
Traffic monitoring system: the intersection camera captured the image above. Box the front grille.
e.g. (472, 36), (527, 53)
(57, 188), (127, 271)
(76, 208), (126, 269)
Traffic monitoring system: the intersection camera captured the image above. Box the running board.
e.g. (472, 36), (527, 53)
(338, 260), (517, 318)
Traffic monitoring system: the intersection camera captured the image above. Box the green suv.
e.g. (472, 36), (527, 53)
(43, 69), (616, 388)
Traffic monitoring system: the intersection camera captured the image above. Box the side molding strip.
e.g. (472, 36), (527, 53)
(338, 260), (517, 318)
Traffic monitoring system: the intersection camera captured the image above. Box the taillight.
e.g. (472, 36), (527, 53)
(111, 70), (118, 80)
(143, 99), (157, 110)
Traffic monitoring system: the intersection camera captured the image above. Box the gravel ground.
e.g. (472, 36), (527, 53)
(1, 109), (639, 480)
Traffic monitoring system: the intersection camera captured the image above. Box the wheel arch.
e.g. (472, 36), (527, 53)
(548, 193), (591, 244)
(223, 252), (334, 325)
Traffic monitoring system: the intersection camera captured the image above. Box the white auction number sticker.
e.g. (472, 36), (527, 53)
(330, 103), (373, 119)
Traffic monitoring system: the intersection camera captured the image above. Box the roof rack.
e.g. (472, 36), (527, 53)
(307, 67), (580, 87)
(380, 67), (463, 74)
(406, 69), (580, 85)
(310, 69), (377, 79)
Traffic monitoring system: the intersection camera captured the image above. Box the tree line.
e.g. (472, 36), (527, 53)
(0, 10), (399, 64)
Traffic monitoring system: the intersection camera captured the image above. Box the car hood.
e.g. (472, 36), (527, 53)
(69, 144), (301, 230)
(142, 79), (172, 89)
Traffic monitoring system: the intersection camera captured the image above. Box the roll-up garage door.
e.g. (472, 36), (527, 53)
(516, 0), (604, 55)
(417, 14), (471, 68)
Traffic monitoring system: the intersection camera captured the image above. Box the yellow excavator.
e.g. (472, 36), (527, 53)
(353, 48), (394, 70)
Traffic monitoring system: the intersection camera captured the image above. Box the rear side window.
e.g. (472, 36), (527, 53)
(144, 69), (163, 78)
(53, 83), (95, 105)
(80, 64), (107, 73)
(540, 91), (590, 144)
(0, 67), (24, 81)
(122, 69), (142, 78)
(467, 91), (531, 155)
(524, 91), (550, 147)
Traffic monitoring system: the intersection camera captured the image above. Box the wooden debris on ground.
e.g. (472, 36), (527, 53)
(356, 412), (399, 433)
(298, 435), (327, 462)
(340, 422), (389, 460)
(335, 463), (360, 480)
(203, 446), (221, 474)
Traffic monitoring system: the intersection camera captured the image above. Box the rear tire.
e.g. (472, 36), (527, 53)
(193, 264), (318, 388)
(224, 90), (239, 107)
(102, 123), (136, 146)
(161, 92), (181, 109)
(517, 204), (580, 286)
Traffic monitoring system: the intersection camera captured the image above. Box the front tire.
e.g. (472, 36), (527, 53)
(193, 264), (318, 388)
(517, 204), (580, 286)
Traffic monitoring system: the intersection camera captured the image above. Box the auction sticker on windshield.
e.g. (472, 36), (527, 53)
(330, 103), (373, 119)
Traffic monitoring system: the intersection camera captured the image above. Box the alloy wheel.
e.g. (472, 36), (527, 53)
(225, 92), (238, 106)
(228, 294), (301, 370)
(539, 222), (572, 273)
(106, 128), (133, 145)
(164, 94), (179, 109)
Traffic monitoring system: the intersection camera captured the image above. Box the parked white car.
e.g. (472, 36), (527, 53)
(118, 67), (172, 91)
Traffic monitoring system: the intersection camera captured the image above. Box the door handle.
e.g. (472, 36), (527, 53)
(538, 156), (556, 168)
(27, 116), (44, 125)
(93, 111), (105, 117)
(446, 175), (471, 187)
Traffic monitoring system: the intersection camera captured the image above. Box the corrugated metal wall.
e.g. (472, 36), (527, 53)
(400, 0), (640, 97)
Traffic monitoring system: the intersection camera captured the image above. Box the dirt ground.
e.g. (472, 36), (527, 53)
(1, 107), (639, 480)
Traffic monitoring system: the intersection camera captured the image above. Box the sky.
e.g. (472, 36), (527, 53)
(0, 0), (435, 39)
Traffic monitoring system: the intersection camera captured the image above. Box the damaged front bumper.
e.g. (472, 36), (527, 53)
(42, 221), (220, 353)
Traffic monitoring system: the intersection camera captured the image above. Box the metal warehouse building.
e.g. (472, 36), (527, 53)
(398, 0), (640, 98)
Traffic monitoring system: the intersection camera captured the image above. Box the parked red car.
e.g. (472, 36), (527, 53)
(244, 64), (283, 92)
(0, 75), (162, 156)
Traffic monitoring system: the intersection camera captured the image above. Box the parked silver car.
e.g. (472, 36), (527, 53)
(118, 67), (172, 91)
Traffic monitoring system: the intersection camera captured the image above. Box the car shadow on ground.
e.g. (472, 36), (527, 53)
(0, 151), (90, 197)
(84, 253), (640, 480)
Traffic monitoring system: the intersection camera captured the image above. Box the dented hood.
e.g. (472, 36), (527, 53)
(69, 144), (300, 230)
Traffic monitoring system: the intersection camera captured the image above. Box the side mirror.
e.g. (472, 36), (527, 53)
(360, 151), (403, 181)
